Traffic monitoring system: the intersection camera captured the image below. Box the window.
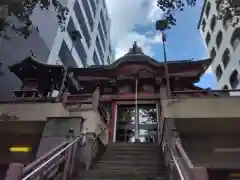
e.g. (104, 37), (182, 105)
(223, 15), (230, 30)
(102, 0), (106, 9)
(222, 85), (228, 90)
(107, 56), (110, 64)
(215, 65), (223, 81)
(58, 40), (77, 68)
(96, 36), (104, 64)
(67, 17), (87, 67)
(202, 19), (206, 32)
(93, 51), (100, 65)
(231, 27), (240, 51)
(206, 2), (211, 17)
(81, 0), (94, 30)
(73, 0), (91, 47)
(109, 45), (112, 55)
(205, 32), (211, 45)
(222, 48), (230, 68)
(0, 62), (3, 76)
(67, 17), (81, 41)
(210, 48), (216, 60)
(100, 11), (107, 35)
(210, 15), (217, 32)
(230, 70), (240, 89)
(216, 30), (223, 48)
(216, 1), (221, 11)
(89, 0), (97, 17)
(98, 23), (106, 50)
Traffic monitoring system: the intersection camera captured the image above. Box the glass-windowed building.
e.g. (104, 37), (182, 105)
(198, 0), (240, 93)
(48, 0), (114, 67)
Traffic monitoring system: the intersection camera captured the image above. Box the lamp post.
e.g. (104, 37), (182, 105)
(156, 19), (171, 97)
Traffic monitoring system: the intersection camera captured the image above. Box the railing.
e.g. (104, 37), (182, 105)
(5, 135), (84, 180)
(5, 132), (106, 180)
(162, 138), (209, 180)
(163, 140), (190, 180)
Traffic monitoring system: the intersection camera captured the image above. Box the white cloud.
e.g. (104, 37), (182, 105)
(106, 0), (164, 59)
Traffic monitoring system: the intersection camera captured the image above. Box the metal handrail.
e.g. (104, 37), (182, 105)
(23, 141), (68, 174)
(22, 135), (83, 180)
(165, 143), (185, 180)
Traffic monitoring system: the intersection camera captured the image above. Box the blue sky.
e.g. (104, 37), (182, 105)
(106, 0), (216, 89)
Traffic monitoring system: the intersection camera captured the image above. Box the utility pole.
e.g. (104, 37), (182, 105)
(156, 20), (171, 97)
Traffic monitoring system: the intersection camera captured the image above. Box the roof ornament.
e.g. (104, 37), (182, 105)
(126, 41), (144, 55)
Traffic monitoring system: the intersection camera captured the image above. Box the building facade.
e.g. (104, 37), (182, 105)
(0, 0), (113, 100)
(45, 0), (113, 67)
(26, 0), (113, 67)
(198, 0), (240, 90)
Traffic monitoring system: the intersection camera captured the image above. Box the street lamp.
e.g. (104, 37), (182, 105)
(156, 19), (171, 97)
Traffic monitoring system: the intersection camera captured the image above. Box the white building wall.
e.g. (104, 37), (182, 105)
(34, 0), (112, 67)
(199, 0), (240, 91)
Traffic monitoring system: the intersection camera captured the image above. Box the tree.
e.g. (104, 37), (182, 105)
(0, 0), (68, 39)
(157, 0), (240, 29)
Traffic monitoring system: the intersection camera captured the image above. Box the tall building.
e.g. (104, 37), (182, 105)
(198, 0), (240, 90)
(0, 0), (113, 100)
(45, 0), (113, 66)
(25, 0), (113, 67)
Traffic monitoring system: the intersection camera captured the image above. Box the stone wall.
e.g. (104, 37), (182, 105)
(164, 97), (240, 119)
(0, 103), (69, 121)
(36, 118), (83, 157)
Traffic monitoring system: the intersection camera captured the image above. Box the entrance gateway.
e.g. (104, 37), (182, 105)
(60, 41), (210, 144)
(115, 103), (158, 143)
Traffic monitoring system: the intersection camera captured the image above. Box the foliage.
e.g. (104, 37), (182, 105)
(157, 0), (240, 29)
(0, 0), (68, 39)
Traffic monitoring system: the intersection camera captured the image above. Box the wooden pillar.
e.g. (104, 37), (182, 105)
(92, 87), (100, 111)
(108, 101), (116, 143)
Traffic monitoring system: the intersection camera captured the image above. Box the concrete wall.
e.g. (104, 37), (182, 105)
(181, 133), (240, 169)
(36, 118), (83, 157)
(0, 121), (45, 165)
(164, 97), (240, 119)
(0, 103), (69, 121)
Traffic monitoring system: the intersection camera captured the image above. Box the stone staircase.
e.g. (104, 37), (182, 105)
(75, 143), (168, 180)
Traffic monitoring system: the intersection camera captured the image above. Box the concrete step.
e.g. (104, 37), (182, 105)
(95, 160), (164, 167)
(74, 143), (167, 180)
(93, 165), (162, 172)
(101, 153), (164, 161)
(78, 169), (167, 179)
(103, 151), (162, 157)
(73, 176), (167, 180)
(108, 143), (159, 147)
(106, 148), (160, 153)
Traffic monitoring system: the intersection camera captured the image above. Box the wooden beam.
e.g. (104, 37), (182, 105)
(66, 93), (160, 104)
(77, 76), (109, 81)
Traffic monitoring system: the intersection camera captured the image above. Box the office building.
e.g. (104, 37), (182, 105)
(198, 0), (240, 90)
(46, 0), (114, 67)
